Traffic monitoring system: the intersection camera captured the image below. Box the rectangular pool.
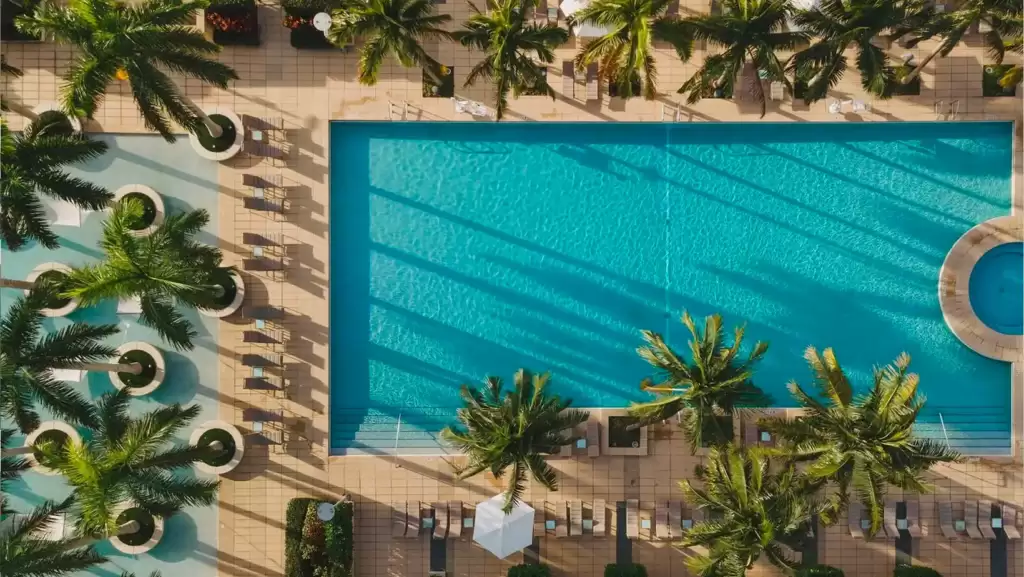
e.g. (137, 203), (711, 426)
(330, 121), (1014, 455)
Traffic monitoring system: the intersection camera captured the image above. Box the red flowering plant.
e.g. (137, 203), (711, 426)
(206, 10), (254, 33)
(283, 14), (308, 29)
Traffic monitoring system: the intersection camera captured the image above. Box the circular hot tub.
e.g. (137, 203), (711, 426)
(968, 241), (1023, 335)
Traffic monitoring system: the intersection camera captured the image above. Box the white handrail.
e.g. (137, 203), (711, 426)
(938, 412), (952, 449)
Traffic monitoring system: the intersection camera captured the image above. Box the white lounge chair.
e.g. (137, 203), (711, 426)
(42, 198), (81, 227)
(827, 100), (842, 115)
(50, 368), (84, 383)
(117, 297), (142, 314)
(769, 81), (784, 101)
(852, 100), (871, 113)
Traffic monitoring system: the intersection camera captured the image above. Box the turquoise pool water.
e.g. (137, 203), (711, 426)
(330, 121), (1015, 455)
(2, 135), (222, 577)
(970, 242), (1024, 335)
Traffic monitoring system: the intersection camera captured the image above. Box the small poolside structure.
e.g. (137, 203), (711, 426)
(472, 494), (535, 559)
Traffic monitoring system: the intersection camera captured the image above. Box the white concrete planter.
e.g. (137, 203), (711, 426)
(25, 262), (79, 317)
(31, 101), (82, 133)
(190, 420), (245, 475)
(113, 184), (164, 237)
(188, 108), (244, 162)
(110, 504), (165, 555)
(24, 420), (81, 476)
(199, 270), (245, 318)
(109, 341), (166, 396)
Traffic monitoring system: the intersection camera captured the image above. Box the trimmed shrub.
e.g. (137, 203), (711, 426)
(796, 566), (845, 577)
(508, 564), (552, 577)
(325, 501), (354, 577)
(285, 498), (354, 577)
(894, 566), (943, 577)
(604, 564), (648, 577)
(286, 498), (316, 577)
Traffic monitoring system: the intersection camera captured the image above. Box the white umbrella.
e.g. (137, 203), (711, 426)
(787, 0), (819, 31)
(559, 0), (587, 17)
(472, 494), (535, 559)
(560, 0), (613, 36)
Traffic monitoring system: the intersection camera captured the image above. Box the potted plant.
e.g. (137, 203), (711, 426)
(20, 420), (83, 475)
(205, 0), (261, 46)
(422, 65), (454, 98)
(283, 0), (335, 50)
(197, 267), (245, 318)
(887, 65), (921, 96)
(22, 263), (79, 317)
(983, 64), (1017, 97)
(112, 185), (165, 236)
(190, 420), (245, 475)
(108, 342), (166, 397)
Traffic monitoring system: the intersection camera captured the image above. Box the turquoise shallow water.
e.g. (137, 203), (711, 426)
(2, 135), (221, 576)
(970, 242), (1024, 335)
(330, 121), (1015, 454)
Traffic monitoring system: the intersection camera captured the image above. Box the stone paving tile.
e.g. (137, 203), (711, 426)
(2, 5), (1021, 576)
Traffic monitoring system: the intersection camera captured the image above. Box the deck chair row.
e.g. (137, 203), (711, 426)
(533, 500), (606, 538)
(937, 501), (1021, 540)
(392, 501), (473, 539)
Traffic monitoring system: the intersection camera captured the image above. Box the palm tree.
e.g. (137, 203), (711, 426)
(1, 116), (111, 251)
(1, 55), (24, 114)
(677, 0), (807, 116)
(63, 201), (232, 351)
(572, 0), (693, 99)
(761, 347), (961, 537)
(0, 290), (155, 434)
(679, 445), (831, 577)
(0, 498), (108, 577)
(1, 428), (31, 514)
(36, 390), (220, 548)
(454, 0), (569, 119)
(327, 0), (453, 85)
(991, 9), (1022, 88)
(629, 311), (770, 453)
(441, 369), (589, 513)
(902, 0), (1020, 84)
(16, 0), (238, 142)
(789, 0), (933, 103)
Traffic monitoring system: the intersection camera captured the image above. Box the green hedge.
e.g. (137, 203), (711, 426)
(604, 564), (648, 577)
(508, 564), (552, 577)
(285, 498), (354, 577)
(796, 566), (845, 577)
(894, 567), (942, 577)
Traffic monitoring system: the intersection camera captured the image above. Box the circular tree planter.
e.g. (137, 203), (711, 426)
(190, 420), (245, 475)
(109, 341), (166, 396)
(199, 269), (245, 318)
(113, 185), (164, 237)
(24, 420), (81, 476)
(31, 101), (82, 133)
(110, 504), (164, 555)
(24, 262), (79, 317)
(188, 107), (244, 161)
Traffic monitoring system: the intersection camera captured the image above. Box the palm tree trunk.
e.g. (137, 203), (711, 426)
(181, 93), (223, 139)
(903, 43), (944, 84)
(5, 99), (37, 120)
(1, 445), (34, 457)
(71, 362), (142, 374)
(63, 521), (141, 550)
(0, 277), (36, 290)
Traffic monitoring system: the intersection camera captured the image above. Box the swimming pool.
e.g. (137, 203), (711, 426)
(330, 121), (1015, 455)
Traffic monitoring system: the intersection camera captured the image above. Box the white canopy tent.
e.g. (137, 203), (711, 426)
(786, 0), (820, 31)
(559, 0), (612, 37)
(472, 494), (536, 559)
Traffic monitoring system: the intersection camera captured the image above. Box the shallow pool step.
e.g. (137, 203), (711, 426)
(330, 407), (457, 455)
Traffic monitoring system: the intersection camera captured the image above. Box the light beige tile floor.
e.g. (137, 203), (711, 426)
(2, 4), (1022, 576)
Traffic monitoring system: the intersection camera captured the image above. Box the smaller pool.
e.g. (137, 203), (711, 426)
(969, 242), (1024, 335)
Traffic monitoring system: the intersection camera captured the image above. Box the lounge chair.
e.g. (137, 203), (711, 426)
(241, 114), (285, 132)
(242, 407), (283, 423)
(965, 501), (983, 539)
(43, 198), (81, 227)
(560, 428), (573, 457)
(534, 0), (548, 20)
(665, 0), (679, 15)
(534, 501), (547, 537)
(243, 375), (283, 391)
(852, 100), (871, 113)
(980, 500), (997, 539)
(243, 197), (285, 213)
(241, 173), (284, 189)
(938, 502), (958, 539)
(241, 353), (283, 368)
(570, 500), (583, 537)
(392, 502), (407, 537)
(562, 61), (575, 98)
(828, 100), (842, 115)
(626, 499), (639, 539)
(1002, 504), (1020, 540)
(433, 502), (448, 539)
(587, 421), (600, 457)
(243, 257), (285, 272)
(242, 232), (283, 248)
(655, 502), (669, 540)
(406, 501), (421, 538)
(906, 501), (923, 538)
(448, 501), (462, 539)
(117, 296), (142, 314)
(668, 501), (683, 539)
(769, 81), (785, 101)
(586, 63), (599, 101)
(554, 502), (568, 538)
(593, 499), (606, 538)
(849, 502), (865, 538)
(884, 500), (900, 538)
(524, 538), (540, 564)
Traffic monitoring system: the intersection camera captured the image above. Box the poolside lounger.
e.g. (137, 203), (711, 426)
(593, 499), (606, 537)
(742, 418), (759, 447)
(433, 502), (448, 539)
(570, 500), (583, 537)
(587, 421), (600, 457)
(448, 501), (463, 539)
(906, 500), (923, 538)
(852, 100), (871, 113)
(243, 141), (289, 165)
(534, 0), (548, 20)
(626, 499), (639, 539)
(828, 99), (842, 115)
(665, 0), (679, 15)
(242, 232), (283, 247)
(562, 61), (575, 98)
(534, 502), (546, 536)
(965, 501), (983, 539)
(1003, 505), (1021, 540)
(655, 502), (670, 540)
(392, 502), (407, 537)
(884, 500), (900, 538)
(668, 501), (683, 539)
(241, 353), (283, 367)
(243, 257), (285, 272)
(586, 63), (599, 101)
(405, 502), (421, 538)
(560, 430), (573, 457)
(938, 502), (958, 539)
(242, 407), (283, 423)
(769, 81), (785, 101)
(241, 173), (284, 189)
(242, 114), (285, 132)
(242, 328), (280, 345)
(244, 305), (285, 322)
(554, 502), (568, 538)
(849, 502), (865, 538)
(243, 375), (282, 391)
(243, 197), (285, 213)
(980, 500), (997, 539)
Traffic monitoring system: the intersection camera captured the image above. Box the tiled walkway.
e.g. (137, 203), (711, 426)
(2, 3), (1022, 576)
